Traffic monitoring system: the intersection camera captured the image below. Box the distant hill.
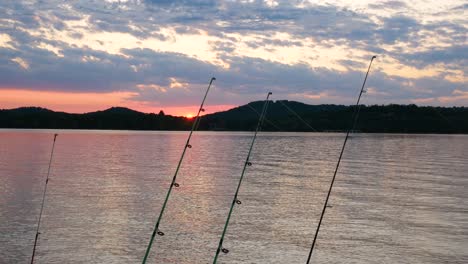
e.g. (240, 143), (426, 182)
(1, 101), (467, 133)
(199, 101), (468, 133)
(0, 106), (190, 130)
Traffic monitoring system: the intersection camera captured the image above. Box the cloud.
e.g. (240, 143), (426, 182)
(368, 1), (408, 10)
(377, 15), (419, 44)
(0, 0), (466, 113)
(402, 45), (468, 67)
(411, 89), (468, 106)
(11, 57), (29, 69)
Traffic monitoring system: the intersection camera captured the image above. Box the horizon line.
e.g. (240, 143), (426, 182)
(1, 100), (466, 116)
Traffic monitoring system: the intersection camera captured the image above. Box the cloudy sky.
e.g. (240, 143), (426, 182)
(0, 0), (466, 116)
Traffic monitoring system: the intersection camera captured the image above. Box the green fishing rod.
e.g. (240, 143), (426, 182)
(31, 133), (58, 264)
(142, 77), (216, 263)
(306, 56), (376, 263)
(213, 91), (272, 264)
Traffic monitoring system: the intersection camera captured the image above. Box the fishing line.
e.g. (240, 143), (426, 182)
(141, 77), (216, 264)
(247, 100), (316, 132)
(31, 133), (58, 264)
(277, 100), (317, 132)
(212, 92), (273, 264)
(246, 103), (282, 131)
(193, 108), (204, 131)
(306, 56), (376, 263)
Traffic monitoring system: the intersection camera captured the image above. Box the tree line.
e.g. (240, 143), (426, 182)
(1, 101), (467, 134)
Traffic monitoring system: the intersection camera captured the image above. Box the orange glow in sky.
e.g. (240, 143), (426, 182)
(1, 1), (467, 111)
(0, 88), (233, 116)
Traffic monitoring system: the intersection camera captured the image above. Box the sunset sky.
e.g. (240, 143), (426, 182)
(0, 0), (466, 116)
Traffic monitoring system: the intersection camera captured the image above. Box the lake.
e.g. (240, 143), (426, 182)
(0, 130), (467, 264)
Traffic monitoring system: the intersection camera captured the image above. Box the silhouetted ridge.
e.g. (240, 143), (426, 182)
(0, 106), (189, 130)
(92, 107), (143, 115)
(5, 107), (56, 114)
(199, 101), (467, 133)
(0, 101), (467, 133)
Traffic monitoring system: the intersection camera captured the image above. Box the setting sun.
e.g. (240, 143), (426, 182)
(185, 114), (194, 118)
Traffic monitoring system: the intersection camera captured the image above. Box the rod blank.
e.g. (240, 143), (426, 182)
(213, 92), (272, 264)
(141, 77), (216, 264)
(306, 56), (376, 263)
(31, 133), (58, 264)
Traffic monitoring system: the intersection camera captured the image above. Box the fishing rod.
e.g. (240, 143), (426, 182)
(142, 77), (216, 263)
(306, 56), (376, 263)
(213, 91), (273, 264)
(31, 133), (58, 264)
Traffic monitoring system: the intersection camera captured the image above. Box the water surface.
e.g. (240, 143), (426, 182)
(0, 130), (467, 263)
